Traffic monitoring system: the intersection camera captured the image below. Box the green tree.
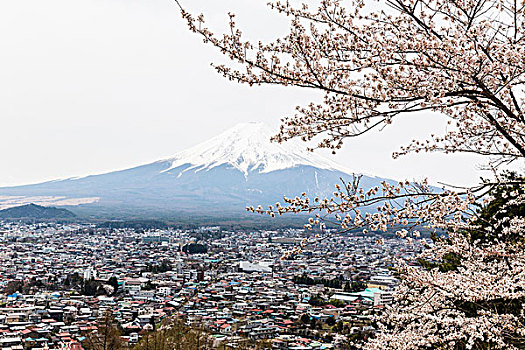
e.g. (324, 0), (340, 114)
(326, 317), (336, 326)
(108, 276), (119, 295)
(4, 281), (23, 295)
(300, 314), (310, 324)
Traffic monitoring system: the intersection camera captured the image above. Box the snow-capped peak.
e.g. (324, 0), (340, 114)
(164, 122), (353, 176)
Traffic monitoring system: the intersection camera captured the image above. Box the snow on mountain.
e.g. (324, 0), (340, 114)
(0, 121), (395, 219)
(164, 122), (353, 177)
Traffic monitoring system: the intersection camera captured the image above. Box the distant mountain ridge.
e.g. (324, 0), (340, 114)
(0, 203), (76, 219)
(0, 122), (397, 219)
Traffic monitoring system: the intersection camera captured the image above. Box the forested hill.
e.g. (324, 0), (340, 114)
(0, 204), (76, 219)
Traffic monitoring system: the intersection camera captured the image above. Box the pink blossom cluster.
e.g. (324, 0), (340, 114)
(176, 0), (525, 347)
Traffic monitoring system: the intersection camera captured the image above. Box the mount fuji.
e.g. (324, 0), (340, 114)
(0, 122), (393, 219)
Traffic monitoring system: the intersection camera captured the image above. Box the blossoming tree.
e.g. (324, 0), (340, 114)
(175, 0), (525, 348)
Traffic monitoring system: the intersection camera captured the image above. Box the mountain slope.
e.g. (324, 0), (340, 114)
(0, 122), (393, 218)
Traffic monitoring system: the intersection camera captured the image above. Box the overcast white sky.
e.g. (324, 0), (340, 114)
(0, 0), (494, 187)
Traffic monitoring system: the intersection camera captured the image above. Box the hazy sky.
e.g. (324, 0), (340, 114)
(0, 0), (496, 187)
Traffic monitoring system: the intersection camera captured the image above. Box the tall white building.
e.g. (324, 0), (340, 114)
(83, 267), (97, 280)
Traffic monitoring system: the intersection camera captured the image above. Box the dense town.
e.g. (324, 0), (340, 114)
(0, 221), (423, 349)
